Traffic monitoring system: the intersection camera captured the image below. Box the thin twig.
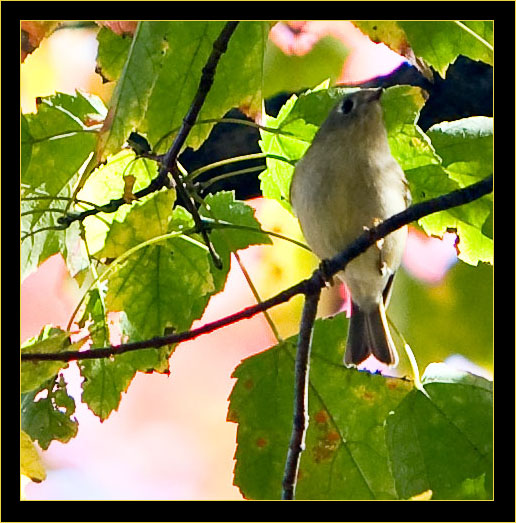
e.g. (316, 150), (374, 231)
(157, 21), (240, 269)
(153, 116), (297, 152)
(54, 153), (292, 229)
(282, 286), (321, 500)
(21, 174), (492, 362)
(57, 21), (241, 267)
(233, 250), (283, 344)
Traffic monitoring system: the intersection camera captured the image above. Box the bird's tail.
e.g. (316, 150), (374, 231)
(344, 300), (398, 366)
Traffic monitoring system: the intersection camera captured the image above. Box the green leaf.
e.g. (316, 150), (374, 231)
(106, 240), (213, 341)
(399, 21), (493, 77)
(40, 90), (108, 127)
(422, 117), (493, 264)
(143, 21), (269, 152)
(386, 363), (492, 500)
(79, 351), (140, 421)
(98, 190), (214, 340)
(77, 288), (109, 347)
(21, 430), (46, 482)
(427, 116), (493, 185)
(381, 85), (440, 171)
(263, 35), (349, 98)
(353, 21), (409, 57)
(21, 327), (71, 393)
(95, 21), (170, 162)
(229, 313), (413, 500)
(200, 191), (273, 291)
(21, 91), (106, 279)
(355, 21), (493, 78)
(259, 82), (342, 211)
(96, 27), (132, 82)
(78, 150), (159, 254)
(22, 93), (104, 187)
(21, 375), (78, 450)
(389, 262), (493, 376)
(21, 114), (32, 178)
(230, 313), (492, 500)
(97, 188), (176, 259)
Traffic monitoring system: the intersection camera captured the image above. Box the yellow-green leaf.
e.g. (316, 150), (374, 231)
(21, 430), (46, 483)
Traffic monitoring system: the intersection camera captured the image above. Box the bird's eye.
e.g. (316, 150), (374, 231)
(341, 98), (354, 115)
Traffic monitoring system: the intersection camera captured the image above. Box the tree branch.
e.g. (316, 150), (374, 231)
(156, 21), (240, 269)
(279, 173), (492, 501)
(282, 288), (321, 500)
(21, 174), (493, 363)
(57, 20), (240, 263)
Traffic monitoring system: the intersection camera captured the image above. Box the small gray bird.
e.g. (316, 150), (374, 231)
(290, 88), (411, 366)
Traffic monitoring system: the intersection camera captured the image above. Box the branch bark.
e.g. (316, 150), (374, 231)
(21, 174), (492, 363)
(282, 288), (321, 500)
(157, 21), (240, 269)
(57, 20), (240, 258)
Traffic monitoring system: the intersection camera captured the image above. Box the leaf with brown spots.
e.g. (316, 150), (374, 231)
(229, 313), (412, 500)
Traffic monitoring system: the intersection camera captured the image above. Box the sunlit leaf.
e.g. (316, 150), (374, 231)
(96, 26), (133, 82)
(78, 150), (158, 254)
(263, 35), (348, 98)
(142, 21), (269, 152)
(386, 363), (493, 499)
(21, 430), (46, 482)
(200, 191), (273, 290)
(21, 327), (71, 393)
(21, 91), (105, 279)
(95, 21), (170, 163)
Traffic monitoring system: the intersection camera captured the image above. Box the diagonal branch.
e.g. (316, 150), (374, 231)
(21, 174), (492, 363)
(58, 21), (240, 267)
(151, 21), (240, 269)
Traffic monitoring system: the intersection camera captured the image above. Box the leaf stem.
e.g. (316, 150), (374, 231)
(453, 21), (493, 52)
(65, 230), (206, 331)
(21, 225), (67, 242)
(186, 152), (267, 182)
(153, 117), (296, 152)
(233, 251), (283, 344)
(202, 218), (311, 252)
(387, 316), (427, 395)
(200, 165), (264, 191)
(186, 152), (294, 183)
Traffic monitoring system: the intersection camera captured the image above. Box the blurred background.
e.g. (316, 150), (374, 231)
(21, 21), (493, 500)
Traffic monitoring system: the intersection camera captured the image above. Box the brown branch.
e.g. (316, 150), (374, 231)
(57, 21), (240, 253)
(21, 283), (302, 362)
(282, 288), (321, 500)
(21, 174), (492, 363)
(154, 21), (240, 269)
(280, 173), (493, 501)
(159, 21), (240, 177)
